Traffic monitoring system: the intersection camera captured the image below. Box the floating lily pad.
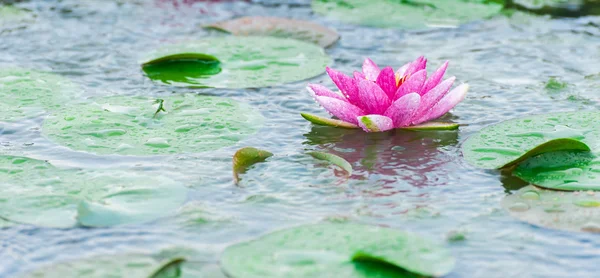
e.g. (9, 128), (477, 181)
(221, 223), (455, 278)
(233, 147), (273, 184)
(462, 111), (600, 169)
(0, 68), (80, 121)
(502, 184), (600, 233)
(42, 94), (264, 156)
(206, 16), (340, 48)
(514, 150), (600, 191)
(0, 155), (187, 228)
(23, 254), (186, 278)
(312, 0), (503, 29)
(141, 36), (331, 88)
(308, 151), (353, 175)
(301, 113), (459, 131)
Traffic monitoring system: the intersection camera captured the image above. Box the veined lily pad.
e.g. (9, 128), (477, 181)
(42, 94), (264, 156)
(205, 16), (340, 48)
(141, 36), (331, 88)
(0, 68), (80, 121)
(233, 147), (273, 184)
(301, 113), (459, 131)
(311, 0), (503, 29)
(514, 150), (600, 191)
(503, 185), (600, 233)
(308, 151), (353, 175)
(23, 254), (186, 278)
(0, 155), (187, 228)
(462, 111), (600, 169)
(221, 223), (455, 277)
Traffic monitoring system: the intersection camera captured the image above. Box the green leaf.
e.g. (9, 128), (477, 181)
(513, 150), (600, 191)
(205, 16), (340, 48)
(301, 113), (359, 129)
(503, 185), (600, 233)
(141, 36), (331, 88)
(233, 147), (273, 184)
(307, 151), (353, 175)
(462, 111), (600, 169)
(399, 122), (460, 131)
(23, 254), (189, 278)
(0, 155), (187, 228)
(312, 0), (503, 29)
(42, 94), (264, 156)
(220, 223), (455, 277)
(0, 68), (80, 121)
(149, 258), (186, 278)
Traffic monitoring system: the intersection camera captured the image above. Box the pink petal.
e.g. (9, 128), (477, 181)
(422, 61), (448, 93)
(395, 62), (410, 78)
(314, 95), (365, 125)
(357, 78), (391, 115)
(353, 71), (365, 80)
(404, 56), (427, 77)
(412, 77), (456, 124)
(376, 66), (397, 99)
(394, 69), (427, 100)
(413, 83), (469, 125)
(357, 115), (394, 132)
(325, 67), (360, 105)
(362, 58), (380, 81)
(384, 92), (421, 127)
(307, 84), (345, 101)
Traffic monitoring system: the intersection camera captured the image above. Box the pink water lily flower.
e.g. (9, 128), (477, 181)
(306, 57), (469, 132)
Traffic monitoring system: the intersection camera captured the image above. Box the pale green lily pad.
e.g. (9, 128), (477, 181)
(221, 223), (455, 278)
(141, 36), (331, 88)
(312, 0), (503, 29)
(233, 147), (273, 184)
(503, 185), (600, 233)
(23, 254), (186, 278)
(462, 111), (600, 169)
(514, 150), (600, 191)
(0, 155), (187, 228)
(205, 16), (340, 48)
(308, 151), (353, 175)
(301, 113), (459, 131)
(42, 94), (264, 156)
(0, 68), (80, 121)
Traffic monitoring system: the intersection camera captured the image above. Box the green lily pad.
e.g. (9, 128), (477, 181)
(502, 185), (600, 233)
(0, 155), (187, 228)
(233, 147), (273, 184)
(462, 111), (600, 169)
(42, 94), (264, 156)
(141, 36), (331, 88)
(0, 68), (80, 121)
(513, 150), (600, 191)
(23, 254), (186, 278)
(221, 223), (455, 278)
(205, 16), (340, 48)
(308, 151), (353, 175)
(301, 113), (459, 131)
(312, 0), (503, 29)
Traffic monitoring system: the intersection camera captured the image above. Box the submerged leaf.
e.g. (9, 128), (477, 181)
(307, 151), (353, 175)
(233, 147), (273, 184)
(220, 223), (455, 277)
(149, 258), (186, 278)
(205, 16), (340, 48)
(462, 111), (600, 169)
(42, 94), (264, 156)
(503, 185), (600, 233)
(141, 36), (331, 88)
(312, 0), (503, 29)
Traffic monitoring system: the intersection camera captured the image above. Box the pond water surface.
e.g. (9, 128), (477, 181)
(2, 0), (600, 277)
